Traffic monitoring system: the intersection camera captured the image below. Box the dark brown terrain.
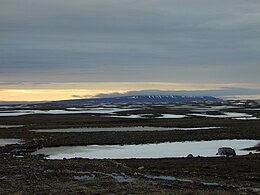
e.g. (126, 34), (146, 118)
(0, 102), (259, 194)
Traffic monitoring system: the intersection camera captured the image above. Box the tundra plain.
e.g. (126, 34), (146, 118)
(0, 101), (260, 194)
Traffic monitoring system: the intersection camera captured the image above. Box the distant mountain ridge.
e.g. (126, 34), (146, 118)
(94, 88), (260, 98)
(51, 95), (222, 105)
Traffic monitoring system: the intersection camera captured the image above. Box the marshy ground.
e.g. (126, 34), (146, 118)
(0, 102), (260, 194)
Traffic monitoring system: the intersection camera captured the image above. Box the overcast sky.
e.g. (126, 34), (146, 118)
(0, 0), (260, 100)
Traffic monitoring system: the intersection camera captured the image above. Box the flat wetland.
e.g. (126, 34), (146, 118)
(0, 102), (260, 194)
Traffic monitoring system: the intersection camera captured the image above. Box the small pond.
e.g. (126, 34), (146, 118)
(32, 139), (259, 159)
(0, 139), (21, 147)
(31, 126), (221, 133)
(0, 125), (24, 128)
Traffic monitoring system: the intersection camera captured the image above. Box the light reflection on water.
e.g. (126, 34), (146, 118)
(0, 108), (138, 116)
(33, 139), (259, 159)
(31, 126), (222, 133)
(0, 139), (21, 147)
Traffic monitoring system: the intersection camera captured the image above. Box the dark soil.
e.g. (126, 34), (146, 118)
(0, 153), (259, 195)
(0, 103), (260, 194)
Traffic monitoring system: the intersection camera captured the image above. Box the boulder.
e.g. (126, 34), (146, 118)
(216, 147), (236, 157)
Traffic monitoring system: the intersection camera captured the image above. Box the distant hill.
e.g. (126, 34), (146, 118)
(95, 88), (260, 98)
(51, 95), (222, 105)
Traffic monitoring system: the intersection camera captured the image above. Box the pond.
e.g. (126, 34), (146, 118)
(32, 139), (259, 159)
(0, 108), (138, 116)
(0, 125), (24, 128)
(31, 126), (221, 133)
(190, 112), (259, 120)
(0, 139), (21, 147)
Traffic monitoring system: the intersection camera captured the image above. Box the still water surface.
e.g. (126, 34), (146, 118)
(33, 139), (259, 159)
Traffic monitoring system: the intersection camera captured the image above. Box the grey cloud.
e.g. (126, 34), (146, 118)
(0, 0), (260, 84)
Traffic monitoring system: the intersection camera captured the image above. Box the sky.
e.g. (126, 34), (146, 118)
(0, 0), (260, 101)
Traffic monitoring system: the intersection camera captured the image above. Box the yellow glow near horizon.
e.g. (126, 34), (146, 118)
(0, 82), (260, 101)
(0, 89), (128, 101)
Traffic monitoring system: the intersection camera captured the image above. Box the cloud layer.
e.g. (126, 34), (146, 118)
(0, 0), (260, 84)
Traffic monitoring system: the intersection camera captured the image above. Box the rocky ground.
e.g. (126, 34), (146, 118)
(0, 153), (259, 195)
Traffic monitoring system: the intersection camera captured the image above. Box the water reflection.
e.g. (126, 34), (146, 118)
(33, 139), (259, 159)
